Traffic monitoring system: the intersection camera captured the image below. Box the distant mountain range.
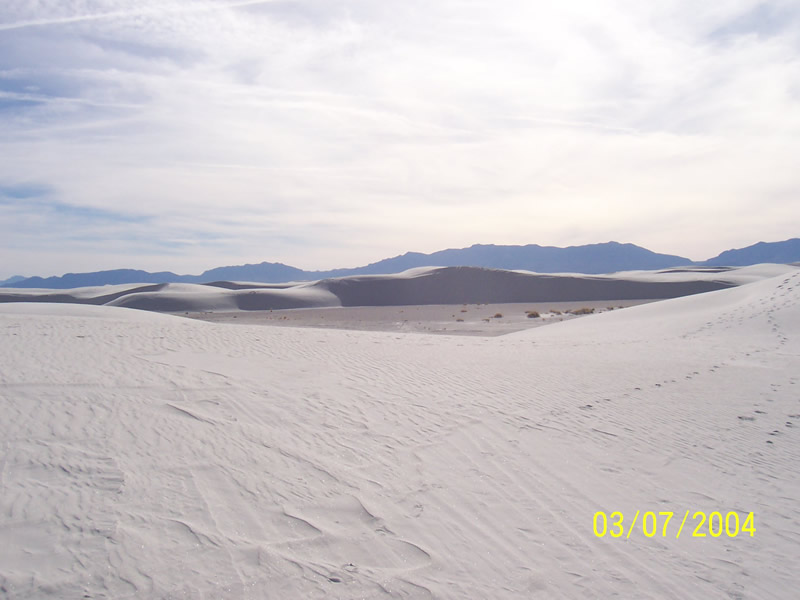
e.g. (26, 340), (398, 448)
(704, 239), (800, 266)
(0, 275), (25, 286)
(4, 238), (799, 289)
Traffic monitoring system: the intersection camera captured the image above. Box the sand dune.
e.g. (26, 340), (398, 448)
(0, 282), (168, 305)
(0, 266), (798, 598)
(0, 281), (340, 313)
(105, 282), (341, 312)
(2, 264), (791, 314)
(314, 265), (736, 307)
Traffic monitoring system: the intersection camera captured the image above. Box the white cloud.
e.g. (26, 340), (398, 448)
(1, 0), (799, 277)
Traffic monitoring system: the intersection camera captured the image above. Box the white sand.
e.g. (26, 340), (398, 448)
(1, 265), (799, 598)
(5, 264), (793, 314)
(184, 300), (658, 336)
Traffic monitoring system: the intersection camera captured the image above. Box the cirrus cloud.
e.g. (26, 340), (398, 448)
(1, 0), (798, 277)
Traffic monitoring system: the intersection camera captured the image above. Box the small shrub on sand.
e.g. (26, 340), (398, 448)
(460, 309), (468, 313)
(456, 318), (464, 322)
(550, 309), (562, 315)
(493, 313), (503, 318)
(526, 311), (541, 318)
(568, 307), (595, 315)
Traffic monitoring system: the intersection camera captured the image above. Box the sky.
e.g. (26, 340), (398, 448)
(1, 0), (799, 278)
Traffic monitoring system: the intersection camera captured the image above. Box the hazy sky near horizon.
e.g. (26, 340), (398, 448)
(1, 0), (799, 278)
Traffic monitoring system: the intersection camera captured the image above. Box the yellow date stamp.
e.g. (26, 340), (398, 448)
(593, 510), (755, 539)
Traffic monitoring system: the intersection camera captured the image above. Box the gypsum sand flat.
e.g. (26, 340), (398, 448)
(181, 299), (658, 336)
